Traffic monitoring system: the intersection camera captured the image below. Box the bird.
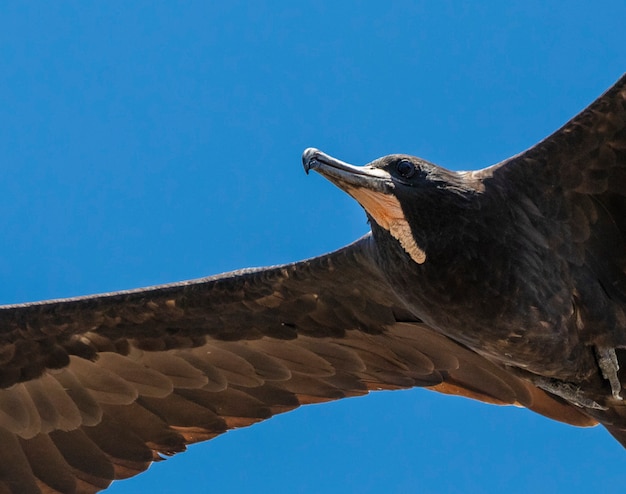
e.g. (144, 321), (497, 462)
(0, 74), (625, 493)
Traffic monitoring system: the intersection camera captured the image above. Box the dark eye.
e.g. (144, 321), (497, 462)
(396, 160), (415, 178)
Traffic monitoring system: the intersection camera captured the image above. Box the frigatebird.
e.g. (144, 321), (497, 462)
(0, 75), (625, 493)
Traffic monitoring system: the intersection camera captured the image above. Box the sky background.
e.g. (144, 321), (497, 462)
(0, 2), (625, 493)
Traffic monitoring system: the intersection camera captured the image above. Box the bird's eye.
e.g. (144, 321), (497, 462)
(396, 160), (415, 178)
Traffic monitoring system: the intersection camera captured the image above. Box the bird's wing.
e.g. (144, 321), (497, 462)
(0, 235), (591, 493)
(485, 74), (626, 302)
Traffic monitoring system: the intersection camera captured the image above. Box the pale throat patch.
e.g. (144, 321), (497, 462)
(347, 187), (426, 264)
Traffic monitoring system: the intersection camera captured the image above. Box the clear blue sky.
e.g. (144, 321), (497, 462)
(0, 2), (624, 493)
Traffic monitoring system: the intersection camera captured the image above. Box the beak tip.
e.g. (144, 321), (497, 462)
(302, 148), (320, 175)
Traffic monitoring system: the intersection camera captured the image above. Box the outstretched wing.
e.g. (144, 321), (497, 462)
(486, 74), (626, 303)
(0, 235), (590, 493)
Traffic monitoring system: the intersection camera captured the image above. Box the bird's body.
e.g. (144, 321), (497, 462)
(369, 157), (593, 381)
(1, 75), (626, 493)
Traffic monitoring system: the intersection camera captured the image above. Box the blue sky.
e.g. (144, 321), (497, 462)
(0, 2), (625, 493)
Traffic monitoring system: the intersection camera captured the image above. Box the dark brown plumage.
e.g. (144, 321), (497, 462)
(0, 74), (625, 493)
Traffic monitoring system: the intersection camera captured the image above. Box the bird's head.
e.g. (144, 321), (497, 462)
(303, 148), (480, 265)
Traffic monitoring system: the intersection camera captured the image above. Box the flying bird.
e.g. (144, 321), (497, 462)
(1, 75), (626, 493)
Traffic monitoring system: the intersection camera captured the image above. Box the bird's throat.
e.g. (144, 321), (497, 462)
(347, 187), (426, 264)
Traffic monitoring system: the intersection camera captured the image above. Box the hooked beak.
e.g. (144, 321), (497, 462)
(302, 148), (393, 193)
